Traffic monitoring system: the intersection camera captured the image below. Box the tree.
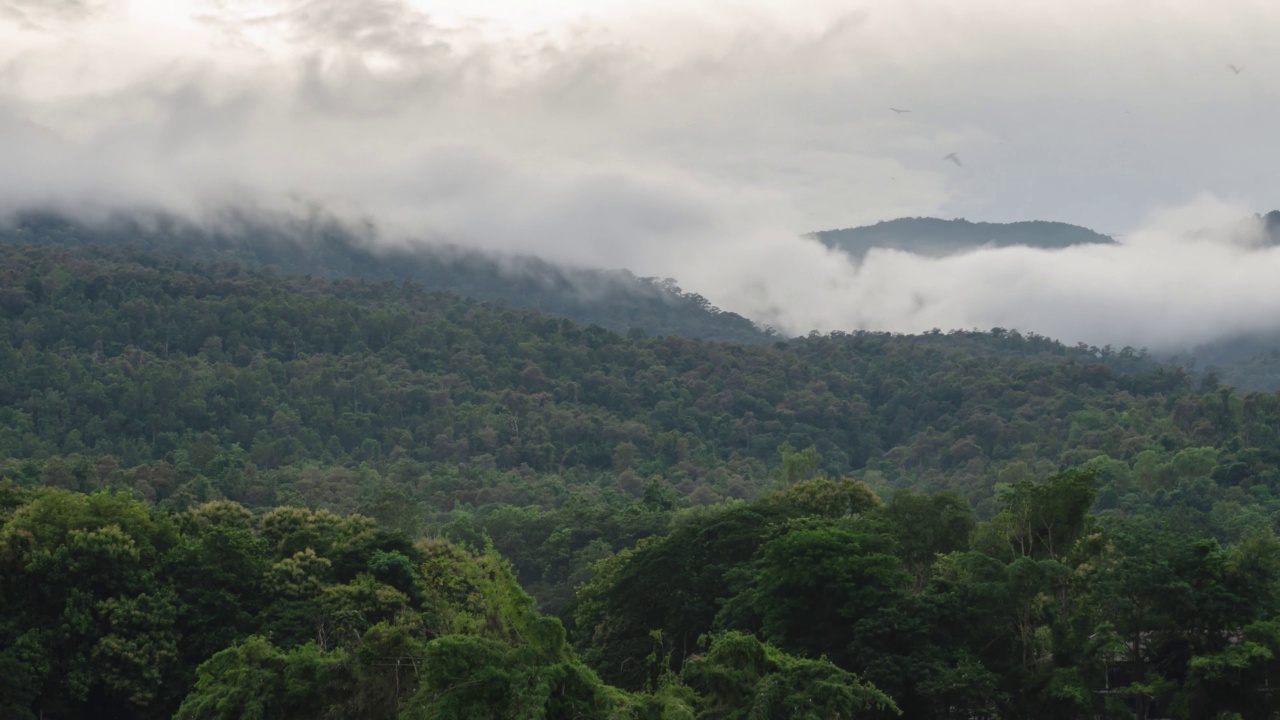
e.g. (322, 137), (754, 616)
(746, 520), (909, 667)
(880, 489), (975, 590)
(571, 502), (794, 689)
(683, 631), (899, 720)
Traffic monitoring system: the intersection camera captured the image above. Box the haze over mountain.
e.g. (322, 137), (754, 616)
(810, 210), (1280, 390)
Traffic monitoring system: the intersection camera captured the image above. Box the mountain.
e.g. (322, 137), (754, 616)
(813, 216), (1114, 260)
(0, 209), (774, 344)
(813, 213), (1280, 392)
(0, 239), (1256, 525)
(7, 240), (1280, 718)
(1260, 210), (1280, 244)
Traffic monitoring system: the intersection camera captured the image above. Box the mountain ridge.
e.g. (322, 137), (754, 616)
(13, 206), (1280, 390)
(0, 208), (775, 345)
(812, 216), (1115, 260)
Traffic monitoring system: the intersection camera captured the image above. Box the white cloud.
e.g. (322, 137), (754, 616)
(751, 196), (1279, 349)
(1, 0), (1279, 347)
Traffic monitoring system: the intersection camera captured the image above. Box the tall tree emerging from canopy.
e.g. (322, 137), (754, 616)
(981, 469), (1097, 562)
(746, 519), (909, 668)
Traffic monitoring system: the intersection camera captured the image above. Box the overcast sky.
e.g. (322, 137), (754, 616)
(3, 0), (1280, 347)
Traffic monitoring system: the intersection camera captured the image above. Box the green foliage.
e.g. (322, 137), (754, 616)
(175, 636), (291, 720)
(401, 632), (630, 720)
(683, 631), (899, 719)
(0, 239), (1260, 534)
(2, 210), (772, 345)
(748, 520), (909, 666)
(571, 501), (796, 689)
(879, 489), (975, 588)
(978, 469), (1096, 561)
(0, 490), (183, 716)
(13, 236), (1280, 718)
(769, 475), (882, 518)
(2, 486), (631, 719)
(9, 464), (1280, 718)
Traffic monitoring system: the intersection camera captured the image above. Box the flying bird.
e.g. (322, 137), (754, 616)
(1228, 63), (1244, 75)
(889, 107), (911, 114)
(943, 153), (962, 167)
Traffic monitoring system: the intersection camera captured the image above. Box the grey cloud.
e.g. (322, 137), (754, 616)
(3, 1), (1280, 350)
(197, 0), (455, 58)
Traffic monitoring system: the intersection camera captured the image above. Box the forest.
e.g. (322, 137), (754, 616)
(0, 211), (769, 345)
(5, 238), (1280, 717)
(13, 209), (1280, 391)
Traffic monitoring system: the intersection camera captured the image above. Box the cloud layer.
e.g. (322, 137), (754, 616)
(2, 0), (1280, 348)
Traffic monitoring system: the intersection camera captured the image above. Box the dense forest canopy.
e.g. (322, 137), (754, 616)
(0, 210), (771, 345)
(0, 242), (1223, 507)
(10, 0), (1280, 716)
(5, 237), (1280, 717)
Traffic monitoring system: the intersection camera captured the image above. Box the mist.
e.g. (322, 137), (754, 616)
(3, 0), (1280, 350)
(808, 197), (1280, 350)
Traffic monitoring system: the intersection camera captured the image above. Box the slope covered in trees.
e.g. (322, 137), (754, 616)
(6, 239), (1280, 716)
(0, 209), (770, 344)
(0, 245), (1190, 487)
(2, 240), (1279, 534)
(18, 208), (1280, 392)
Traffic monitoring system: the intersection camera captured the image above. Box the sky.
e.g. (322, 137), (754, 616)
(2, 0), (1280, 348)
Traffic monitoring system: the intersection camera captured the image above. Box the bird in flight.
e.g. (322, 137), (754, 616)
(943, 153), (962, 167)
(889, 107), (911, 114)
(1228, 63), (1244, 75)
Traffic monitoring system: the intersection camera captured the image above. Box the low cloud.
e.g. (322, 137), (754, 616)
(2, 0), (1280, 349)
(746, 196), (1277, 350)
(1, 0), (118, 30)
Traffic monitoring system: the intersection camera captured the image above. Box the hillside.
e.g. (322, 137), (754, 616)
(1266, 210), (1280, 242)
(0, 209), (772, 344)
(21, 209), (1280, 396)
(813, 216), (1114, 260)
(6, 240), (1280, 717)
(0, 240), (1273, 525)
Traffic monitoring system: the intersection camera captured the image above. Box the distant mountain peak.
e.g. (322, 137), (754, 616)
(1262, 210), (1280, 241)
(811, 216), (1113, 260)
